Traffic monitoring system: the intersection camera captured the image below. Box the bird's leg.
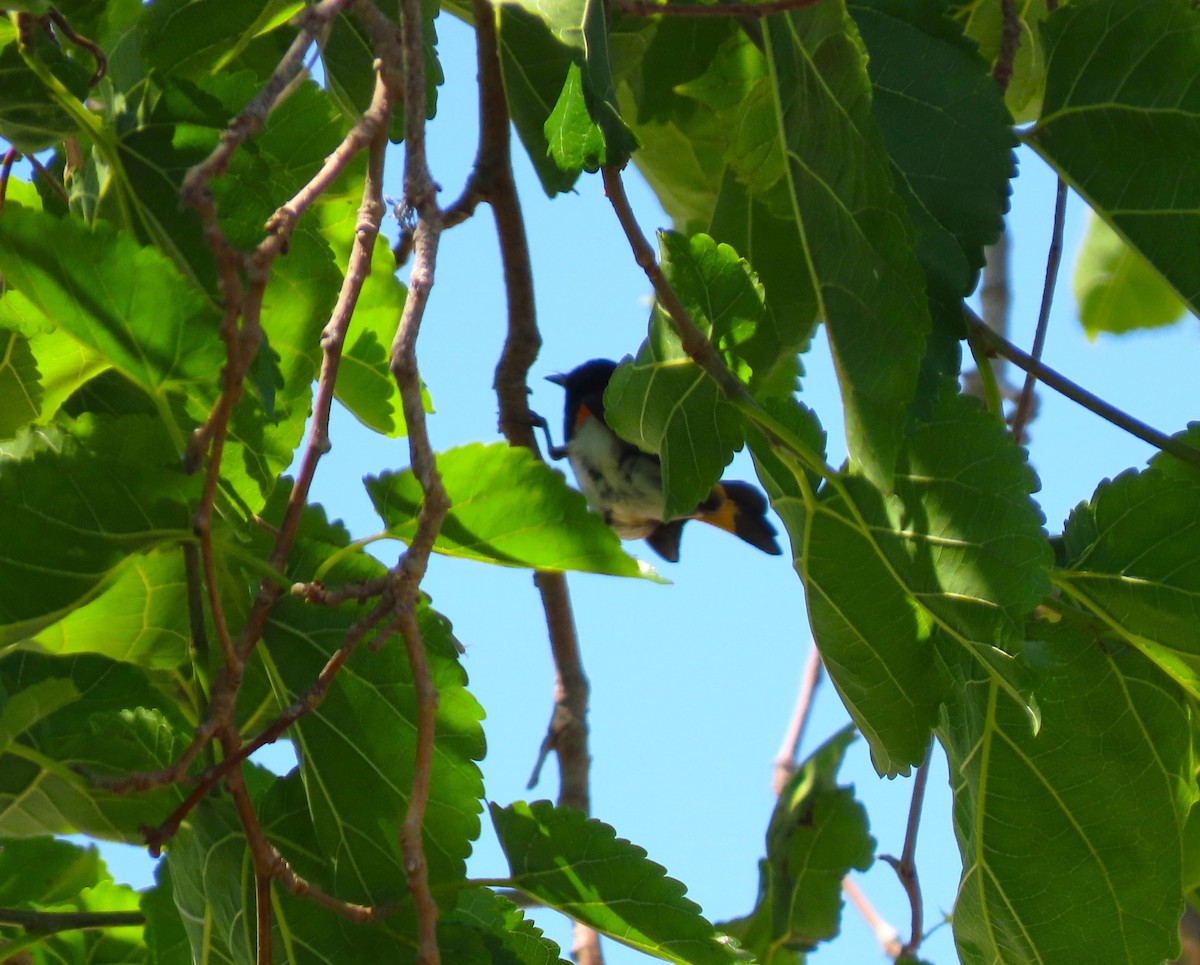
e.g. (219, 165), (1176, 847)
(529, 411), (568, 460)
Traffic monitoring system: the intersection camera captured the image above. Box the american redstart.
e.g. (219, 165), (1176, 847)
(542, 358), (782, 562)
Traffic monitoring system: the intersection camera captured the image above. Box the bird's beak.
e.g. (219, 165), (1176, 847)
(546, 372), (567, 387)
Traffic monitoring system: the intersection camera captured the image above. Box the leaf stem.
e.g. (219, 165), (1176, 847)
(1010, 178), (1068, 442)
(610, 0), (827, 16)
(0, 907), (145, 932)
(772, 642), (824, 794)
(963, 306), (1200, 471)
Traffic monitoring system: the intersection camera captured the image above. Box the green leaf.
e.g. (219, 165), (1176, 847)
(443, 887), (570, 965)
(141, 863), (193, 965)
(491, 800), (742, 964)
(0, 328), (42, 439)
(497, 3), (583, 195)
(0, 416), (196, 646)
(1028, 0), (1200, 319)
(33, 549), (192, 670)
(709, 175), (819, 398)
(263, 594), (485, 905)
(0, 677), (79, 753)
(546, 61), (608, 174)
(720, 726), (874, 960)
(0, 835), (148, 963)
(1057, 458), (1200, 698)
(959, 0), (1050, 124)
(763, 1), (930, 487)
(165, 795), (251, 964)
(139, 0), (299, 81)
(1073, 213), (1190, 337)
(316, 164), (421, 437)
(0, 204), (224, 400)
(754, 392), (1050, 775)
(941, 619), (1196, 965)
(0, 651), (188, 840)
(0, 835), (101, 905)
(851, 0), (1015, 296)
(603, 231), (758, 518)
(676, 34), (783, 194)
(366, 442), (655, 578)
(322, 4), (440, 141)
(0, 19), (93, 153)
(578, 0), (638, 167)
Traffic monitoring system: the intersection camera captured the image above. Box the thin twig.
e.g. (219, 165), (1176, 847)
(1010, 178), (1067, 442)
(992, 0), (1020, 91)
(0, 908), (145, 931)
(379, 0), (450, 956)
(611, 0), (825, 16)
(843, 877), (903, 959)
(222, 735), (385, 924)
(602, 166), (748, 404)
(963, 307), (1200, 470)
(107, 48), (395, 803)
(0, 148), (16, 210)
(467, 11), (597, 954)
(881, 739), (932, 955)
(139, 600), (394, 851)
(45, 6), (107, 85)
(772, 643), (823, 795)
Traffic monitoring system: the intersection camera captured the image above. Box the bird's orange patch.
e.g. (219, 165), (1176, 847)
(574, 404), (593, 430)
(698, 493), (739, 536)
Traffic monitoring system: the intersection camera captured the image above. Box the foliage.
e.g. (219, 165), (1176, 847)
(0, 0), (1198, 963)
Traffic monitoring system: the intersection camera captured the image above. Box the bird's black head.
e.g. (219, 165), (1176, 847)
(546, 358), (617, 395)
(547, 358), (618, 439)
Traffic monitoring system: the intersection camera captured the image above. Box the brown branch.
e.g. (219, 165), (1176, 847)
(0, 908), (145, 932)
(373, 0), (451, 958)
(1010, 178), (1067, 443)
(0, 148), (15, 210)
(963, 306), (1200, 470)
(611, 0), (826, 16)
(45, 6), (107, 86)
(843, 877), (902, 959)
(772, 643), (823, 795)
(255, 873), (272, 965)
(139, 599), (394, 852)
(222, 733), (385, 925)
(992, 0), (1020, 91)
(107, 46), (395, 803)
(881, 739), (932, 956)
(470, 11), (599, 956)
(602, 166), (748, 406)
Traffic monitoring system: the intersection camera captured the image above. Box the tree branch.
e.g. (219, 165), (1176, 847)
(881, 739), (932, 956)
(375, 0), (451, 957)
(610, 0), (826, 17)
(843, 877), (902, 959)
(1010, 178), (1067, 442)
(963, 306), (1200, 470)
(772, 642), (823, 795)
(0, 908), (144, 932)
(992, 0), (1020, 91)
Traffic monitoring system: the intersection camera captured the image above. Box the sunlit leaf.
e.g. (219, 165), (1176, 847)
(367, 442), (655, 578)
(1028, 0), (1200, 318)
(720, 726), (874, 960)
(763, 1), (930, 486)
(941, 619), (1195, 965)
(492, 800), (742, 964)
(1073, 213), (1190, 337)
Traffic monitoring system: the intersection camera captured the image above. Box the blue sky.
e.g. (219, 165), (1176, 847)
(40, 9), (1200, 963)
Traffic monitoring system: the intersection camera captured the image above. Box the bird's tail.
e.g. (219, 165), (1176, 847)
(696, 481), (783, 556)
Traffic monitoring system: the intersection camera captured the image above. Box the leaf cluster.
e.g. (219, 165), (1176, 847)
(0, 0), (1199, 963)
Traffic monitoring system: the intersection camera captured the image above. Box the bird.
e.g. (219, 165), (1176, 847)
(543, 358), (782, 563)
